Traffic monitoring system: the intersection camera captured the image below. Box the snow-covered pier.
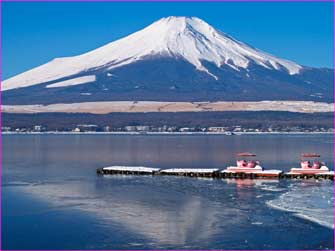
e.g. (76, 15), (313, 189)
(97, 166), (334, 180)
(159, 168), (219, 177)
(98, 166), (161, 175)
(282, 171), (334, 180)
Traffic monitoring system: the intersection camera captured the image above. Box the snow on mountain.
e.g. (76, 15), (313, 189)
(46, 75), (96, 88)
(2, 16), (302, 91)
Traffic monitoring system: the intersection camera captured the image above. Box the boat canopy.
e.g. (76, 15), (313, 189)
(301, 153), (321, 158)
(237, 152), (256, 157)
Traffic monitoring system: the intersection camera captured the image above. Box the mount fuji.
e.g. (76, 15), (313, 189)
(2, 16), (333, 105)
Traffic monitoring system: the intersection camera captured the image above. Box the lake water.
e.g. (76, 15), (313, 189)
(2, 134), (334, 250)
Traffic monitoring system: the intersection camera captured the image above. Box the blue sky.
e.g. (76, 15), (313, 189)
(2, 1), (334, 80)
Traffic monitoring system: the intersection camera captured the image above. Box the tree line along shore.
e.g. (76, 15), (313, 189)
(2, 111), (333, 133)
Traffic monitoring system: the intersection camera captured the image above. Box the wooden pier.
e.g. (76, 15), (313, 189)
(99, 166), (161, 175)
(97, 166), (334, 180)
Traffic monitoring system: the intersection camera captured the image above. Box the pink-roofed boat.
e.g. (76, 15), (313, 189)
(289, 153), (329, 174)
(223, 152), (282, 177)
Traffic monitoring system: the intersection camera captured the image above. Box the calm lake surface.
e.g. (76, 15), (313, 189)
(2, 134), (334, 250)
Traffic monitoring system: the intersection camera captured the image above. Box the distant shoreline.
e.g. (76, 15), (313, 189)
(2, 131), (333, 136)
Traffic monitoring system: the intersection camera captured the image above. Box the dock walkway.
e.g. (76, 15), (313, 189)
(97, 166), (334, 180)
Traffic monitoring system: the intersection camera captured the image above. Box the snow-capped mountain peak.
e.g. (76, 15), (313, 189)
(3, 16), (302, 91)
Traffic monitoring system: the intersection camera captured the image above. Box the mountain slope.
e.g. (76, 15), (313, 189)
(2, 16), (333, 105)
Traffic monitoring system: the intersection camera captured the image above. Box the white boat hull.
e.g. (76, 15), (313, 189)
(223, 165), (282, 177)
(289, 166), (329, 174)
(224, 165), (263, 173)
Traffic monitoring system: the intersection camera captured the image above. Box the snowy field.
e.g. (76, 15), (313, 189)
(2, 100), (333, 114)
